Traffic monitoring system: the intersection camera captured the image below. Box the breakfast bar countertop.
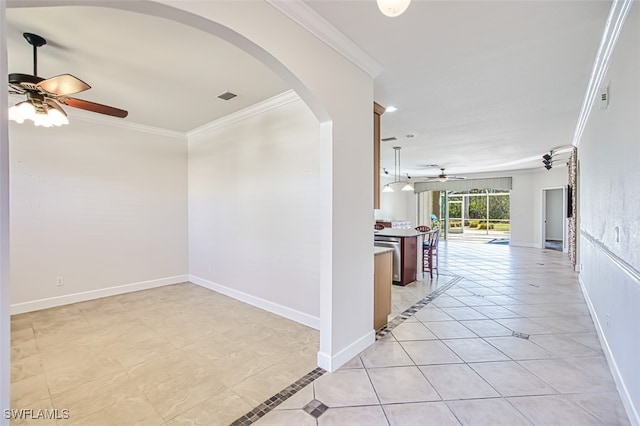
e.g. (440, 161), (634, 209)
(374, 228), (428, 238)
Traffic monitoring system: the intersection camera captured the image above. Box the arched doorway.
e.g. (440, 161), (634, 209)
(1, 4), (377, 419)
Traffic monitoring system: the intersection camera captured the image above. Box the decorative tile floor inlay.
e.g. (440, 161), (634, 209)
(512, 331), (531, 340)
(376, 275), (462, 340)
(302, 399), (329, 418)
(230, 367), (326, 425)
(235, 275), (462, 425)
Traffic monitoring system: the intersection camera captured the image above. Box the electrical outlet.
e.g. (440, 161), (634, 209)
(606, 313), (610, 328)
(56, 277), (64, 287)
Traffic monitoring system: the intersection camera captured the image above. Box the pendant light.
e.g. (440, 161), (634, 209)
(383, 146), (413, 193)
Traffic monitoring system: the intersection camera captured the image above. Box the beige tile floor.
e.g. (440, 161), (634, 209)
(259, 242), (632, 426)
(10, 283), (318, 425)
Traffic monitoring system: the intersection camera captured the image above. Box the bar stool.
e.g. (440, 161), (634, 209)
(423, 229), (440, 279)
(415, 225), (430, 273)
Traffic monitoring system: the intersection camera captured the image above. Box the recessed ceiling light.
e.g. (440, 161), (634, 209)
(386, 106), (398, 112)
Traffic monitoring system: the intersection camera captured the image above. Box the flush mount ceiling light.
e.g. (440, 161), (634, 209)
(383, 146), (414, 193)
(377, 0), (411, 17)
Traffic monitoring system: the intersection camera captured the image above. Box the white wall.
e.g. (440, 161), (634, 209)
(578, 4), (640, 423)
(0, 2), (10, 421)
(509, 167), (567, 248)
(188, 98), (321, 326)
(9, 119), (188, 312)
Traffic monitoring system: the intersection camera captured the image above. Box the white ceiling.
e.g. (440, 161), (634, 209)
(6, 6), (290, 133)
(6, 1), (611, 178)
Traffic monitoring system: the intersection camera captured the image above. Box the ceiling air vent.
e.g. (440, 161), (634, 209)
(381, 137), (397, 142)
(218, 91), (237, 101)
(599, 87), (609, 109)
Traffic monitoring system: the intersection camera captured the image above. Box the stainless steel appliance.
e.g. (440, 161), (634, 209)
(374, 235), (401, 283)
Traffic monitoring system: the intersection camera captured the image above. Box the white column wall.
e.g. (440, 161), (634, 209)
(188, 99), (321, 326)
(1, 2), (10, 422)
(578, 4), (640, 422)
(9, 120), (189, 312)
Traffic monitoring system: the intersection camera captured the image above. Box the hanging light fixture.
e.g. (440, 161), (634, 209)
(383, 146), (414, 193)
(376, 0), (411, 17)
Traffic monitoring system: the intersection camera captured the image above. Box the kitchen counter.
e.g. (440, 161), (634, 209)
(374, 246), (394, 255)
(375, 228), (429, 286)
(375, 228), (427, 238)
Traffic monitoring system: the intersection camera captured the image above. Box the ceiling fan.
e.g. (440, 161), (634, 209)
(8, 32), (128, 127)
(422, 168), (466, 183)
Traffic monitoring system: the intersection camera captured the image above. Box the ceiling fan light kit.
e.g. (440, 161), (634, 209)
(8, 32), (128, 128)
(9, 98), (69, 127)
(376, 0), (411, 17)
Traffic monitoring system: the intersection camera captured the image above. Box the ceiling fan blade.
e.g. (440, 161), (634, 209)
(58, 97), (128, 118)
(36, 74), (90, 96)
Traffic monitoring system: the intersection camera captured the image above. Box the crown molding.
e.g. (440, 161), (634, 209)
(572, 0), (633, 147)
(8, 94), (186, 140)
(266, 0), (383, 78)
(69, 109), (187, 140)
(187, 90), (301, 140)
(9, 91), (301, 140)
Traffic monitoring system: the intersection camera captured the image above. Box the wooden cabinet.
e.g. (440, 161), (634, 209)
(399, 236), (417, 286)
(374, 249), (393, 330)
(374, 102), (385, 209)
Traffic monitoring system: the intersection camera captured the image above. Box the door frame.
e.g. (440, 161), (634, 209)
(541, 186), (567, 252)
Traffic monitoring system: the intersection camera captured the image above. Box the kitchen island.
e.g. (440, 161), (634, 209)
(374, 228), (427, 286)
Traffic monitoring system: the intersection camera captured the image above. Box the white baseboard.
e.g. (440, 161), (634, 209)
(188, 275), (320, 330)
(10, 275), (189, 315)
(317, 329), (375, 372)
(579, 275), (639, 426)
